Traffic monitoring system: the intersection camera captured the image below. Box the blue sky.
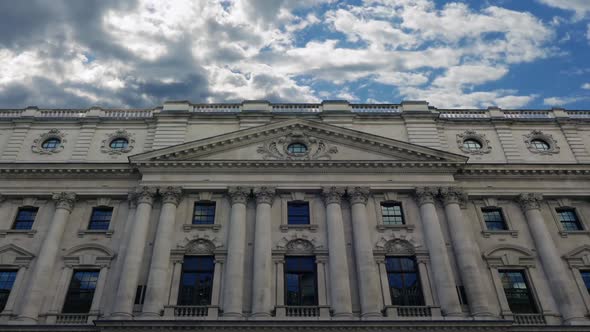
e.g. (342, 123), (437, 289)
(0, 0), (589, 109)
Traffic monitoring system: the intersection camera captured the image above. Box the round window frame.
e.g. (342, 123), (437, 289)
(100, 130), (135, 155)
(41, 137), (62, 151)
(524, 130), (560, 155)
(462, 139), (483, 151)
(31, 129), (67, 155)
(456, 130), (491, 155)
(286, 142), (309, 155)
(109, 137), (130, 150)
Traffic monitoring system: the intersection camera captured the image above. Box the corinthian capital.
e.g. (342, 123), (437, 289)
(322, 186), (345, 205)
(518, 193), (543, 211)
(254, 187), (276, 205)
(228, 186), (251, 205)
(132, 186), (157, 206)
(52, 192), (76, 212)
(414, 187), (438, 206)
(347, 187), (370, 205)
(160, 186), (183, 206)
(439, 187), (467, 207)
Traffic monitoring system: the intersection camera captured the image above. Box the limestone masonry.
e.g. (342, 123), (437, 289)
(1, 100), (590, 331)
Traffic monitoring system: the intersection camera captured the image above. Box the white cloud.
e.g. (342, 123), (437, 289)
(544, 96), (586, 105)
(537, 0), (590, 20)
(582, 83), (590, 90)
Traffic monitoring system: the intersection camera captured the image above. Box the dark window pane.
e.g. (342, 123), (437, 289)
(287, 143), (308, 154)
(178, 256), (214, 305)
(62, 271), (99, 313)
(88, 207), (113, 230)
(381, 202), (405, 225)
(581, 271), (590, 294)
(0, 270), (17, 312)
(288, 202), (310, 225)
(41, 138), (60, 149)
(284, 256), (317, 306)
(385, 257), (424, 306)
(193, 202), (216, 225)
(482, 208), (508, 230)
(12, 207), (38, 230)
(499, 270), (537, 313)
(531, 139), (550, 151)
(134, 285), (146, 305)
(557, 208), (583, 231)
(109, 138), (129, 149)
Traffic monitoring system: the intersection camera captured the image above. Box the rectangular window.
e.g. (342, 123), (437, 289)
(498, 270), (537, 314)
(62, 270), (99, 313)
(580, 270), (590, 294)
(178, 256), (214, 305)
(285, 256), (317, 306)
(385, 257), (424, 306)
(288, 202), (310, 225)
(88, 207), (113, 230)
(12, 207), (38, 230)
(556, 208), (583, 231)
(0, 270), (17, 312)
(193, 202), (216, 225)
(482, 208), (508, 231)
(381, 202), (405, 225)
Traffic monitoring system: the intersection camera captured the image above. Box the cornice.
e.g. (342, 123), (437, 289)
(0, 163), (136, 177)
(458, 164), (590, 177)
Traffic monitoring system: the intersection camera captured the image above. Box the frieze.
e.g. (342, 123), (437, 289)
(256, 131), (338, 160)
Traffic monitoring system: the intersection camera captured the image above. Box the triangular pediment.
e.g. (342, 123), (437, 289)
(130, 119), (467, 166)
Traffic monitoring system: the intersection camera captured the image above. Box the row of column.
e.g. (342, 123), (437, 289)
(12, 186), (589, 324)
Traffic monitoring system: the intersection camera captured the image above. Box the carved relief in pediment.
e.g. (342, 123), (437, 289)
(256, 131), (338, 160)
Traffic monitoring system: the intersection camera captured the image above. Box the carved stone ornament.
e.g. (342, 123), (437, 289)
(185, 239), (216, 255)
(523, 130), (560, 155)
(384, 239), (415, 256)
(52, 192), (76, 212)
(439, 187), (467, 206)
(518, 193), (543, 211)
(100, 129), (135, 155)
(456, 130), (491, 155)
(228, 186), (251, 205)
(160, 186), (183, 206)
(414, 187), (438, 206)
(131, 186), (157, 206)
(322, 186), (346, 205)
(285, 239), (315, 255)
(347, 186), (370, 205)
(256, 130), (338, 160)
(254, 187), (276, 205)
(31, 129), (66, 154)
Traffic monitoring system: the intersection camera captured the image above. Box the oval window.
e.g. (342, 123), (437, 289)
(110, 138), (129, 150)
(463, 139), (482, 151)
(41, 138), (61, 150)
(287, 143), (308, 154)
(531, 139), (550, 151)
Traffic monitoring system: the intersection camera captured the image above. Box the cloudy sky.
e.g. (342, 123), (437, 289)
(0, 0), (589, 109)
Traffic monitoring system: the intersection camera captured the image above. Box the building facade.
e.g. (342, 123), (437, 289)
(0, 100), (590, 331)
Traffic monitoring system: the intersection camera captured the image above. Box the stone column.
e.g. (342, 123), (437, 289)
(251, 187), (275, 318)
(376, 258), (392, 308)
(322, 186), (352, 318)
(440, 187), (494, 318)
(414, 187), (462, 316)
(89, 266), (109, 315)
(17, 192), (76, 323)
(347, 187), (382, 319)
(142, 186), (183, 317)
(518, 193), (586, 324)
(111, 186), (156, 319)
(221, 187), (250, 319)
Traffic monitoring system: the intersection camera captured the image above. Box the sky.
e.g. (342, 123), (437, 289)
(0, 0), (590, 109)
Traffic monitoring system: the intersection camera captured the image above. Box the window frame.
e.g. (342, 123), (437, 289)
(373, 193), (415, 232)
(87, 206), (114, 231)
(280, 193), (318, 232)
(284, 255), (319, 306)
(11, 206), (39, 231)
(0, 270), (18, 313)
(497, 269), (539, 314)
(61, 270), (101, 314)
(474, 200), (518, 238)
(547, 200), (590, 237)
(384, 256), (425, 306)
(177, 255), (216, 306)
(287, 201), (310, 225)
(0, 199), (43, 237)
(183, 194), (221, 232)
(77, 199), (118, 238)
(380, 201), (406, 226)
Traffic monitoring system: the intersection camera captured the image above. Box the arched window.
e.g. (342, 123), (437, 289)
(109, 138), (129, 150)
(41, 138), (61, 150)
(530, 139), (550, 151)
(462, 139), (482, 151)
(287, 143), (308, 154)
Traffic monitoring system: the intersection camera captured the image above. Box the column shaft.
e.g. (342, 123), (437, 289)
(348, 187), (381, 318)
(440, 187), (493, 317)
(89, 266), (109, 314)
(251, 187), (275, 317)
(18, 192), (76, 323)
(221, 187), (250, 318)
(322, 187), (352, 318)
(142, 187), (182, 317)
(519, 193), (586, 323)
(415, 187), (462, 316)
(111, 187), (156, 318)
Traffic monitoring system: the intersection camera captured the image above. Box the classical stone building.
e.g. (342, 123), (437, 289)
(1, 100), (590, 331)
